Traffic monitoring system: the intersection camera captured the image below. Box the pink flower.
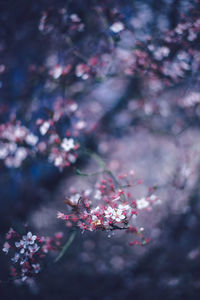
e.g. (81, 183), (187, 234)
(2, 242), (10, 254)
(57, 212), (66, 219)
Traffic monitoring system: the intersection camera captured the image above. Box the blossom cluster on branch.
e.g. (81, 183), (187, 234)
(0, 121), (38, 168)
(2, 228), (63, 282)
(58, 172), (160, 244)
(1, 166), (160, 284)
(0, 99), (87, 169)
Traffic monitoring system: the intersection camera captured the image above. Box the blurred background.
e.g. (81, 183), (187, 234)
(0, 0), (200, 299)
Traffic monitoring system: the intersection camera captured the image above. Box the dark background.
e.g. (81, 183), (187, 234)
(0, 0), (200, 299)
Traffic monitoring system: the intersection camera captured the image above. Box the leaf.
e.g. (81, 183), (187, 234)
(54, 231), (77, 263)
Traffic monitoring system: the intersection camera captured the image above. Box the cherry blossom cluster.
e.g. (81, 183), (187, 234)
(0, 98), (87, 170)
(36, 5), (127, 83)
(0, 120), (38, 168)
(39, 11), (84, 36)
(129, 14), (199, 84)
(181, 91), (200, 108)
(38, 9), (92, 81)
(58, 173), (160, 244)
(36, 98), (86, 169)
(2, 228), (63, 282)
(24, 2), (199, 105)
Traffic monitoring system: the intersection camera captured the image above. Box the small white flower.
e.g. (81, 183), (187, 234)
(90, 206), (100, 215)
(25, 133), (38, 146)
(104, 206), (115, 219)
(76, 120), (86, 130)
(188, 29), (197, 41)
(154, 47), (170, 60)
(12, 253), (20, 263)
(53, 155), (64, 167)
(22, 275), (28, 281)
(118, 204), (130, 210)
(70, 14), (81, 22)
(104, 206), (126, 223)
(15, 147), (28, 161)
(110, 22), (124, 33)
(94, 190), (102, 200)
(15, 241), (21, 248)
(52, 65), (63, 79)
(61, 138), (74, 152)
(68, 153), (76, 163)
(75, 64), (89, 79)
(84, 189), (91, 196)
(32, 263), (40, 274)
(22, 232), (37, 246)
(39, 121), (50, 135)
(20, 248), (25, 254)
(14, 126), (27, 140)
(29, 243), (40, 253)
(136, 197), (149, 210)
(114, 209), (125, 222)
(149, 194), (157, 201)
(0, 144), (8, 159)
(92, 215), (98, 221)
(8, 142), (17, 153)
(69, 193), (80, 205)
(69, 103), (78, 112)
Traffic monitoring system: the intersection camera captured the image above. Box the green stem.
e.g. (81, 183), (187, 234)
(54, 231), (77, 263)
(77, 148), (127, 202)
(81, 148), (106, 169)
(76, 169), (105, 177)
